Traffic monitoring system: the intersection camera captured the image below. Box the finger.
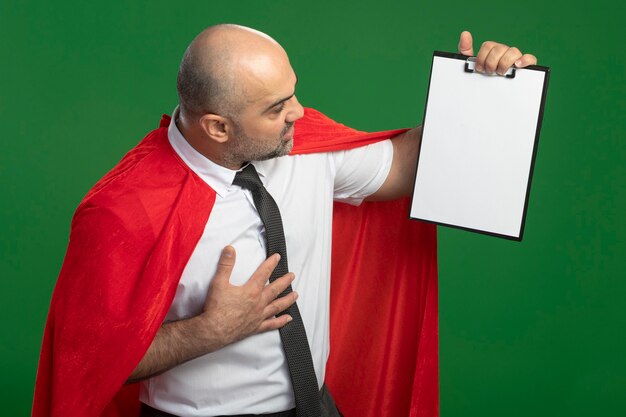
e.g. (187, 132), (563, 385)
(474, 41), (496, 73)
(458, 31), (474, 56)
(496, 47), (522, 75)
(247, 253), (281, 289)
(515, 53), (537, 68)
(263, 291), (298, 318)
(258, 315), (293, 333)
(212, 246), (237, 287)
(261, 272), (295, 305)
(483, 44), (509, 74)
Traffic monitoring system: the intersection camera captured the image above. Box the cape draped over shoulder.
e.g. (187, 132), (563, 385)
(32, 108), (438, 417)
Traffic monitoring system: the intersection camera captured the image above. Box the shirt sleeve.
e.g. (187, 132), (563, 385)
(331, 139), (393, 206)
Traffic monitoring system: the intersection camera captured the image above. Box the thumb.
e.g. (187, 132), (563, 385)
(458, 30), (474, 56)
(213, 245), (236, 286)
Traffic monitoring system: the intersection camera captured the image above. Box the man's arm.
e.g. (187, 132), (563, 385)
(365, 125), (422, 201)
(367, 31), (537, 201)
(127, 246), (297, 382)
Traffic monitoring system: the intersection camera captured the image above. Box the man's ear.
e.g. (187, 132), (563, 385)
(198, 114), (231, 144)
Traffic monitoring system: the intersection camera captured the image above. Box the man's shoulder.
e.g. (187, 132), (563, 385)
(291, 107), (409, 155)
(73, 125), (204, 231)
(85, 127), (179, 199)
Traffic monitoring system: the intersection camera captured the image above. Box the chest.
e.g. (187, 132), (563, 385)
(165, 154), (336, 320)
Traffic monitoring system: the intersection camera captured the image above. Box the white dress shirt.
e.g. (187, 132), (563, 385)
(140, 108), (393, 416)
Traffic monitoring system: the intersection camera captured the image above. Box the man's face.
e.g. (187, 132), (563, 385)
(222, 51), (304, 166)
(228, 116), (296, 163)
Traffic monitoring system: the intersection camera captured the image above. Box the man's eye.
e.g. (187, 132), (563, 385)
(273, 103), (286, 113)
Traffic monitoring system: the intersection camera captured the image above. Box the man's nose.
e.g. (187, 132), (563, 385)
(287, 96), (304, 122)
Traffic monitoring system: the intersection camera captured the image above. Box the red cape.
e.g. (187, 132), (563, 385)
(33, 108), (438, 417)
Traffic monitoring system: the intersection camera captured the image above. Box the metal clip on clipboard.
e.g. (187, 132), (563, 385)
(464, 56), (516, 78)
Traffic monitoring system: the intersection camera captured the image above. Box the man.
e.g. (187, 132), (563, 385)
(33, 24), (536, 417)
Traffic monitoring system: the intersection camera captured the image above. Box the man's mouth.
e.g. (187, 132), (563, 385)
(282, 123), (294, 140)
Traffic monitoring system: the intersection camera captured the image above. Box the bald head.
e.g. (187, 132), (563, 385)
(177, 24), (288, 120)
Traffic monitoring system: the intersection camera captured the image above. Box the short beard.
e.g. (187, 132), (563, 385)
(223, 120), (294, 167)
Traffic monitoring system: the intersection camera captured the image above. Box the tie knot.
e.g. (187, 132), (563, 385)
(233, 164), (263, 191)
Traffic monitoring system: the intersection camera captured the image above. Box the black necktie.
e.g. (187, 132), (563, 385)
(233, 164), (321, 417)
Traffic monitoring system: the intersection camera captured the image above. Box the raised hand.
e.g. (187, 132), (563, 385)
(458, 30), (537, 75)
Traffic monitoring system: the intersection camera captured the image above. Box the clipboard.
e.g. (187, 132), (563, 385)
(409, 51), (550, 241)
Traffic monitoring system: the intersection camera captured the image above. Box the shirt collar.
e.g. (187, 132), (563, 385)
(167, 106), (266, 197)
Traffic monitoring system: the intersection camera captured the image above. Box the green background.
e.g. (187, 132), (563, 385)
(1, 0), (624, 415)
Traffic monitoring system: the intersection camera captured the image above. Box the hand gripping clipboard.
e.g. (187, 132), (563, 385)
(409, 51), (550, 240)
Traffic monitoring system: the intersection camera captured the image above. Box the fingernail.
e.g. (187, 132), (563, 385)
(475, 65), (483, 72)
(515, 59), (522, 67)
(286, 315), (293, 322)
(222, 247), (233, 257)
(293, 292), (299, 300)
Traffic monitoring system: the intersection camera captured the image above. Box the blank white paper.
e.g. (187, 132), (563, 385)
(410, 54), (548, 239)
